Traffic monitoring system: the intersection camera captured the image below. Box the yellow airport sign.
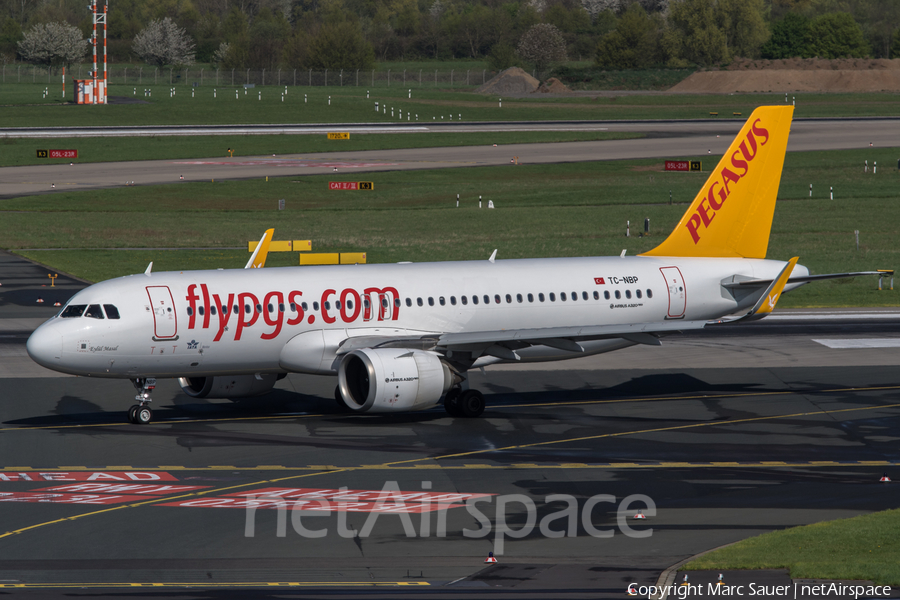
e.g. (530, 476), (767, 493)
(300, 253), (340, 265)
(340, 252), (367, 264)
(327, 132), (350, 140)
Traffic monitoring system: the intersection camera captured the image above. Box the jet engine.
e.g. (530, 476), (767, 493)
(178, 373), (282, 398)
(338, 348), (451, 413)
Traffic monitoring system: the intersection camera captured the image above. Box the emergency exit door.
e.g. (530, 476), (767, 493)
(659, 267), (686, 319)
(146, 286), (178, 339)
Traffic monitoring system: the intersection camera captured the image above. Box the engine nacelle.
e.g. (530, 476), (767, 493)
(338, 348), (451, 413)
(178, 373), (282, 399)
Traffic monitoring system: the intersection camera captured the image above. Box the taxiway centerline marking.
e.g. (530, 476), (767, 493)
(0, 581), (430, 588)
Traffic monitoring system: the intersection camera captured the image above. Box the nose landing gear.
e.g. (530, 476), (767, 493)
(128, 377), (156, 424)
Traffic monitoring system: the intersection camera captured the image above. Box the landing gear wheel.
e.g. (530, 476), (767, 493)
(444, 389), (463, 417)
(335, 385), (350, 411)
(459, 390), (485, 418)
(134, 405), (153, 424)
(127, 405), (139, 424)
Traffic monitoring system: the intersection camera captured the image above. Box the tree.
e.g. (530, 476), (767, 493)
(17, 22), (88, 71)
(0, 17), (22, 59)
(716, 0), (768, 59)
(595, 3), (659, 69)
(667, 0), (728, 66)
(307, 21), (375, 69)
(761, 12), (811, 59)
(808, 12), (869, 58)
(517, 23), (567, 79)
(133, 17), (196, 66)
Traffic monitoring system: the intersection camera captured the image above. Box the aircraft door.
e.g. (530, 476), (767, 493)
(659, 267), (686, 319)
(146, 286), (178, 339)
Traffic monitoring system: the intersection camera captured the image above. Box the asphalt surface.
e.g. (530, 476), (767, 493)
(1, 118), (898, 198)
(2, 252), (900, 599)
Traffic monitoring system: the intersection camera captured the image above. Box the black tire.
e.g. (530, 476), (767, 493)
(127, 405), (139, 424)
(459, 390), (485, 418)
(444, 389), (462, 417)
(335, 385), (350, 411)
(135, 405), (153, 424)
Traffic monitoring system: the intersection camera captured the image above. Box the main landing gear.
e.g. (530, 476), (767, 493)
(128, 377), (156, 424)
(444, 387), (485, 418)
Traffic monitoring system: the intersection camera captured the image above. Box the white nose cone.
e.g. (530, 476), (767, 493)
(26, 323), (63, 369)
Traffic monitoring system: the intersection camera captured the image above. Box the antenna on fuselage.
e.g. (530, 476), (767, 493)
(144, 262), (153, 275)
(488, 249), (497, 263)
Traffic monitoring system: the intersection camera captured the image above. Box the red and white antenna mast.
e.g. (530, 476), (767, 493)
(89, 0), (108, 104)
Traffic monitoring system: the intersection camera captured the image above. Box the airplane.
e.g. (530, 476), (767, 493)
(26, 106), (892, 424)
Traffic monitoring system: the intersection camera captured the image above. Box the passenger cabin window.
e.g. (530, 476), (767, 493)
(210, 306), (217, 315)
(267, 303), (274, 312)
(604, 291), (610, 300)
(647, 289), (653, 298)
(472, 295), (479, 305)
(394, 298), (401, 307)
(406, 298), (412, 307)
(517, 294), (523, 303)
(636, 290), (642, 299)
(84, 304), (104, 319)
(494, 294), (501, 304)
(198, 306), (205, 316)
(313, 302), (320, 311)
(615, 291), (621, 299)
(233, 305), (239, 315)
(103, 304), (120, 319)
(439, 297), (446, 306)
(625, 290), (632, 299)
(549, 293), (556, 302)
(505, 294), (512, 304)
(560, 293), (567, 301)
(593, 291), (599, 300)
(483, 295), (490, 304)
(528, 293), (534, 302)
(461, 296), (468, 305)
(61, 305), (87, 318)
(538, 293), (545, 302)
(417, 297), (423, 307)
(301, 302), (308, 311)
(428, 297), (434, 306)
(582, 291), (588, 301)
(450, 296), (457, 306)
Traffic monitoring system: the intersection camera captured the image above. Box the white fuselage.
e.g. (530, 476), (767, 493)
(26, 255), (806, 379)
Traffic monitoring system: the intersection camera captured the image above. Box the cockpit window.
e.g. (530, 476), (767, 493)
(84, 304), (105, 319)
(103, 304), (120, 319)
(60, 304), (87, 318)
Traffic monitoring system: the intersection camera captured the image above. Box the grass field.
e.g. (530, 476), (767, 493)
(0, 131), (641, 167)
(4, 83), (900, 129)
(684, 509), (900, 585)
(6, 147), (899, 307)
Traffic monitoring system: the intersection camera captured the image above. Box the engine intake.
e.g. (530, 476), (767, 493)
(338, 348), (451, 413)
(178, 373), (282, 398)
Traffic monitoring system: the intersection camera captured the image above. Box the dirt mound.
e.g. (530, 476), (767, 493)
(669, 66), (900, 93)
(536, 77), (572, 93)
(726, 57), (900, 71)
(477, 67), (540, 94)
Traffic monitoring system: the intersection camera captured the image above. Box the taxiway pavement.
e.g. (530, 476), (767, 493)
(2, 252), (899, 598)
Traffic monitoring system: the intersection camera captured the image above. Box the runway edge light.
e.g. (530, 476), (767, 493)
(880, 473), (891, 482)
(484, 552), (497, 564)
(633, 510), (647, 519)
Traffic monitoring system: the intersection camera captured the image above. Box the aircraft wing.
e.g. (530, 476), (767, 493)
(722, 269), (893, 288)
(333, 320), (709, 363)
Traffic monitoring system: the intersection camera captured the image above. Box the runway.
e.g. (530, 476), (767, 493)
(2, 253), (900, 598)
(1, 118), (897, 198)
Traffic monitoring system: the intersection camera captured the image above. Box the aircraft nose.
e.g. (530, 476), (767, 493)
(26, 322), (63, 369)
